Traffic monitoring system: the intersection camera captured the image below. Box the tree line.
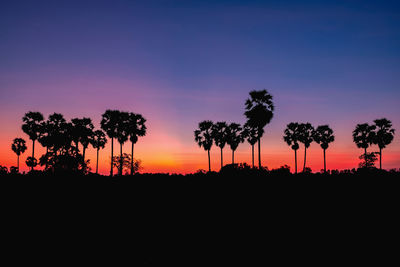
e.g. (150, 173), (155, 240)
(10, 110), (146, 175)
(194, 90), (396, 173)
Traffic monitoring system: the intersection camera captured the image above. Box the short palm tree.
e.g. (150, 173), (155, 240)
(127, 113), (147, 175)
(11, 138), (27, 172)
(242, 122), (261, 168)
(22, 111), (44, 170)
(226, 123), (244, 164)
(212, 121), (229, 169)
(353, 123), (376, 157)
(244, 90), (274, 168)
(101, 110), (120, 176)
(373, 118), (395, 169)
(298, 123), (314, 172)
(283, 122), (301, 174)
(91, 130), (107, 174)
(194, 120), (214, 172)
(313, 125), (335, 173)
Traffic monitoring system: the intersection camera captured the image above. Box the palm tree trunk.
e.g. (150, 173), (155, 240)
(45, 147), (48, 170)
(220, 147), (223, 170)
(110, 137), (114, 177)
(379, 147), (382, 170)
(119, 142), (123, 176)
(258, 138), (261, 169)
(294, 149), (297, 174)
(96, 148), (99, 174)
(364, 148), (367, 157)
(303, 147), (307, 172)
(75, 141), (79, 152)
(31, 140), (35, 171)
(251, 144), (254, 168)
(17, 155), (19, 172)
(323, 149), (326, 173)
(208, 149), (211, 172)
(131, 142), (134, 175)
(232, 150), (234, 164)
(83, 147), (86, 163)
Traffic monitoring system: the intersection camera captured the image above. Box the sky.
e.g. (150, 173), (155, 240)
(0, 0), (399, 174)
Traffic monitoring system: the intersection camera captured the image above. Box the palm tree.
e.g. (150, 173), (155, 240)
(353, 123), (376, 158)
(313, 125), (335, 173)
(127, 112), (147, 175)
(283, 122), (301, 174)
(194, 120), (214, 172)
(71, 117), (94, 162)
(101, 110), (120, 176)
(226, 123), (244, 164)
(298, 123), (314, 172)
(22, 111), (44, 170)
(212, 121), (229, 169)
(244, 90), (274, 169)
(116, 111), (130, 176)
(91, 130), (107, 174)
(373, 118), (395, 169)
(11, 138), (27, 172)
(242, 122), (262, 168)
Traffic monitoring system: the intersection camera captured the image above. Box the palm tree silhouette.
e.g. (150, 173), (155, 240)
(212, 121), (229, 169)
(353, 123), (376, 158)
(127, 113), (147, 175)
(46, 113), (67, 154)
(298, 123), (314, 172)
(226, 123), (244, 164)
(91, 130), (107, 174)
(283, 122), (301, 174)
(116, 111), (129, 176)
(242, 122), (262, 168)
(373, 118), (395, 169)
(194, 120), (214, 172)
(71, 117), (94, 163)
(22, 111), (44, 170)
(101, 110), (120, 176)
(11, 138), (27, 172)
(313, 125), (335, 173)
(244, 90), (274, 169)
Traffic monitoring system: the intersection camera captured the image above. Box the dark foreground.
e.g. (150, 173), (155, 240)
(1, 168), (399, 265)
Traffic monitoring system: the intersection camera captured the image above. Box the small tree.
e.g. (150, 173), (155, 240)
(11, 138), (27, 172)
(359, 152), (378, 169)
(194, 120), (214, 172)
(112, 153), (142, 175)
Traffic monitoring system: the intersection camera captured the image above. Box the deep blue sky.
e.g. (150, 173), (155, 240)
(1, 0), (399, 172)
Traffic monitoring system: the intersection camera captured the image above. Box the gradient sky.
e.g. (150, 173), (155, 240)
(1, 0), (399, 174)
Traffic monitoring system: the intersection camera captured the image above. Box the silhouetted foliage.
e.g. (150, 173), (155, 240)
(11, 138), (27, 172)
(91, 130), (107, 174)
(25, 156), (38, 170)
(353, 123), (376, 157)
(359, 152), (378, 169)
(373, 118), (395, 169)
(71, 117), (94, 163)
(298, 123), (314, 172)
(212, 121), (229, 169)
(101, 110), (120, 176)
(283, 122), (301, 173)
(226, 123), (244, 164)
(313, 125), (335, 173)
(242, 122), (262, 168)
(22, 111), (44, 170)
(127, 113), (147, 175)
(244, 90), (274, 169)
(194, 120), (214, 172)
(112, 153), (142, 175)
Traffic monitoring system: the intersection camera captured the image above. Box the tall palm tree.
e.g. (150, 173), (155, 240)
(91, 130), (107, 174)
(22, 111), (44, 170)
(127, 113), (147, 175)
(212, 121), (229, 169)
(353, 123), (376, 158)
(283, 122), (301, 174)
(116, 111), (130, 176)
(101, 110), (120, 176)
(244, 90), (274, 169)
(226, 123), (244, 164)
(46, 113), (67, 155)
(298, 123), (314, 172)
(242, 122), (262, 168)
(373, 118), (395, 169)
(194, 120), (214, 172)
(313, 125), (335, 173)
(71, 117), (94, 162)
(11, 138), (27, 172)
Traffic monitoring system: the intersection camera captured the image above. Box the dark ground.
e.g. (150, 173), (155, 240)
(1, 170), (399, 265)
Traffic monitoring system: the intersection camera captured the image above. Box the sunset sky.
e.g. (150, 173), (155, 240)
(1, 0), (399, 174)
